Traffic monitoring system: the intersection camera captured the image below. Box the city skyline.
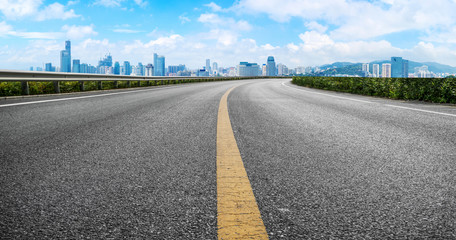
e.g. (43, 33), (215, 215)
(1, 0), (456, 70)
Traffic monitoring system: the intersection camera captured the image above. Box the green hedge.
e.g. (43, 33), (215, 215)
(292, 76), (456, 103)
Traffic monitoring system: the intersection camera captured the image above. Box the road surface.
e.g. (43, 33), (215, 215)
(1, 79), (455, 239)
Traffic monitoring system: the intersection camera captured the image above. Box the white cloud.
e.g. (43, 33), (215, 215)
(122, 34), (184, 54)
(0, 20), (60, 39)
(62, 25), (98, 39)
(113, 29), (142, 33)
(299, 31), (334, 50)
(134, 0), (147, 7)
(198, 13), (252, 31)
(0, 0), (79, 21)
(232, 0), (456, 42)
(206, 29), (238, 46)
(0, 21), (14, 36)
(0, 0), (42, 19)
(67, 0), (79, 6)
(179, 15), (191, 24)
(92, 0), (147, 8)
(305, 21), (327, 33)
(36, 3), (79, 21)
(92, 0), (123, 7)
(12, 31), (59, 39)
(261, 44), (278, 51)
(204, 2), (222, 12)
(145, 34), (183, 48)
(1, 40), (61, 67)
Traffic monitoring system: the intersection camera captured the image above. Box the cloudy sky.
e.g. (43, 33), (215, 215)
(1, 0), (456, 70)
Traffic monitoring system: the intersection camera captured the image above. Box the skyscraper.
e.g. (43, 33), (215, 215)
(45, 63), (54, 72)
(206, 59), (211, 75)
(98, 54), (113, 68)
(266, 56), (276, 76)
(362, 63), (369, 73)
(60, 40), (71, 72)
(391, 57), (408, 78)
(137, 62), (144, 76)
(382, 63), (391, 78)
(114, 62), (120, 75)
(372, 64), (380, 78)
(212, 62), (218, 75)
(154, 53), (165, 76)
(72, 59), (80, 73)
(123, 61), (131, 76)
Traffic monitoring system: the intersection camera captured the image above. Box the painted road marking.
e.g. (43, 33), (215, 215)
(282, 81), (456, 117)
(383, 104), (456, 117)
(281, 81), (372, 104)
(0, 85), (184, 108)
(217, 87), (269, 240)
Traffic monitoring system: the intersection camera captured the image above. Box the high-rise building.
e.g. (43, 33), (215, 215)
(154, 53), (165, 76)
(262, 64), (267, 76)
(212, 62), (218, 75)
(168, 65), (186, 75)
(72, 59), (80, 73)
(45, 63), (54, 72)
(114, 62), (120, 75)
(123, 61), (131, 76)
(81, 63), (88, 73)
(238, 62), (259, 76)
(277, 63), (289, 76)
(266, 56), (276, 76)
(98, 54), (112, 68)
(382, 63), (391, 78)
(137, 62), (144, 76)
(372, 64), (380, 78)
(60, 40), (71, 72)
(362, 63), (369, 73)
(145, 64), (154, 76)
(391, 57), (408, 78)
(205, 59), (211, 75)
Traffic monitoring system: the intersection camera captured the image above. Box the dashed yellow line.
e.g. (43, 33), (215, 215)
(217, 87), (269, 239)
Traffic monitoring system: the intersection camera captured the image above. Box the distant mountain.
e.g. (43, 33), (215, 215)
(320, 62), (355, 69)
(418, 62), (456, 73)
(319, 60), (456, 75)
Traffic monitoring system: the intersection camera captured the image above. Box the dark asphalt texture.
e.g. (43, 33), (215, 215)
(1, 79), (456, 239)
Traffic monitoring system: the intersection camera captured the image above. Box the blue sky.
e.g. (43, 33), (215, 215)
(1, 0), (456, 70)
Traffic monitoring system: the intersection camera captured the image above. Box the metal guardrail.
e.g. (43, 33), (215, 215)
(0, 70), (255, 95)
(0, 69), (214, 81)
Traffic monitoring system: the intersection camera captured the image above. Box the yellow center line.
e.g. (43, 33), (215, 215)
(217, 86), (269, 240)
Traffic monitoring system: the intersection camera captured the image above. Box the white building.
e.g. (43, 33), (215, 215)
(382, 63), (391, 78)
(238, 62), (259, 76)
(362, 63), (369, 73)
(372, 64), (380, 78)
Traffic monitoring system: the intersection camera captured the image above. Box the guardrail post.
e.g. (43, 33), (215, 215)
(98, 81), (102, 90)
(114, 81), (118, 88)
(127, 81), (131, 88)
(79, 81), (84, 91)
(21, 81), (29, 95)
(54, 81), (60, 93)
(138, 81), (141, 87)
(160, 80), (164, 85)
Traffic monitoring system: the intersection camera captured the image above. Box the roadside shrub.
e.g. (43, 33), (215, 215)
(292, 76), (456, 104)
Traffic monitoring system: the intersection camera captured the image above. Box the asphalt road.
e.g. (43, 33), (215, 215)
(1, 79), (455, 239)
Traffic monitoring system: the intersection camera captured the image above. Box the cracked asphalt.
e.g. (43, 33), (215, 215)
(1, 79), (455, 239)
